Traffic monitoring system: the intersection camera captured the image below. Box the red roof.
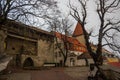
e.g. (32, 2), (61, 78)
(108, 62), (120, 68)
(73, 22), (83, 37)
(54, 32), (87, 52)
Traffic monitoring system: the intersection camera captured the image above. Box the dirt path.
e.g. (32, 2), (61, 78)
(0, 67), (89, 80)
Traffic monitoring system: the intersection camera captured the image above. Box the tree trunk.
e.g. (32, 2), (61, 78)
(85, 58), (89, 66)
(94, 62), (108, 80)
(63, 56), (67, 67)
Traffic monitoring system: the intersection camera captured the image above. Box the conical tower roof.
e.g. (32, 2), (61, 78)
(73, 22), (83, 37)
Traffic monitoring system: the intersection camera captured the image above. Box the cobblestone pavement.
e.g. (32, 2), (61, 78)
(0, 67), (89, 80)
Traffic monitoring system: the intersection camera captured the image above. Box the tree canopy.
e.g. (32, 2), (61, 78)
(0, 0), (58, 27)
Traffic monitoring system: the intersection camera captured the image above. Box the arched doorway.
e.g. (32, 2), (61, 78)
(70, 58), (75, 66)
(23, 57), (34, 67)
(60, 60), (63, 67)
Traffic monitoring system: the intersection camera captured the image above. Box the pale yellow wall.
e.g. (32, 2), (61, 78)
(66, 56), (77, 67)
(76, 35), (86, 45)
(76, 59), (94, 66)
(107, 58), (119, 62)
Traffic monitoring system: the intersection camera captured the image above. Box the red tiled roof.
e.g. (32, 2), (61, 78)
(73, 22), (83, 37)
(108, 62), (120, 68)
(54, 32), (87, 52)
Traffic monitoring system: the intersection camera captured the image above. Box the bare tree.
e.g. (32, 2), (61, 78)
(69, 0), (120, 79)
(0, 0), (57, 26)
(57, 18), (73, 66)
(103, 32), (120, 57)
(49, 17), (73, 66)
(0, 0), (58, 70)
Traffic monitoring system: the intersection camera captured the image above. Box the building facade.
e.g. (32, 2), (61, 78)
(0, 20), (55, 67)
(1, 20), (117, 68)
(54, 32), (87, 66)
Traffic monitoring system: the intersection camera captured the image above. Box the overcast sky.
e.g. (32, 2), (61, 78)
(57, 0), (77, 31)
(57, 0), (120, 43)
(57, 0), (99, 43)
(57, 0), (120, 56)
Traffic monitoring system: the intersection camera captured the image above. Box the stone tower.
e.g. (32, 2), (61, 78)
(72, 22), (86, 45)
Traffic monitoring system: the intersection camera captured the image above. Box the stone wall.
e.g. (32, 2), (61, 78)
(21, 55), (43, 67)
(0, 30), (7, 54)
(5, 35), (37, 66)
(37, 39), (54, 63)
(75, 35), (86, 46)
(6, 36), (37, 55)
(0, 21), (55, 67)
(6, 34), (55, 67)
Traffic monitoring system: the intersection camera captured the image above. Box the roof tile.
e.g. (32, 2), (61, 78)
(73, 22), (83, 37)
(55, 32), (87, 52)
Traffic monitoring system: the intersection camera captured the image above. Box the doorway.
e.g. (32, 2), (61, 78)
(70, 58), (75, 66)
(23, 57), (34, 67)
